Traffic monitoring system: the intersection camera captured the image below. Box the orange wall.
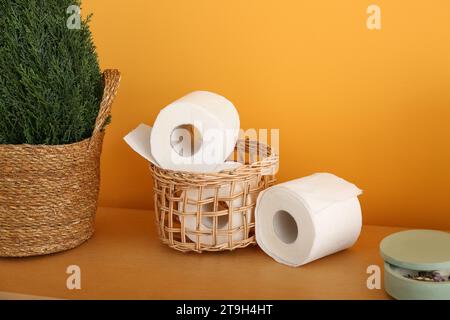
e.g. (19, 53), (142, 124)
(84, 1), (450, 230)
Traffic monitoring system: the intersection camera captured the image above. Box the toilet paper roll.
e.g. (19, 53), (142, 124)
(124, 123), (243, 172)
(255, 173), (363, 267)
(150, 91), (240, 173)
(124, 123), (159, 165)
(180, 183), (252, 246)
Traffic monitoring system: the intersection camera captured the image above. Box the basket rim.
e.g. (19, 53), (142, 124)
(0, 135), (94, 150)
(149, 138), (279, 181)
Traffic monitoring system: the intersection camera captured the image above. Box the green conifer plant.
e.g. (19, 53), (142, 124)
(0, 0), (104, 145)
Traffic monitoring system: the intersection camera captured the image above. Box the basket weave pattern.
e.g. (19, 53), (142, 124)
(0, 69), (121, 257)
(150, 140), (278, 252)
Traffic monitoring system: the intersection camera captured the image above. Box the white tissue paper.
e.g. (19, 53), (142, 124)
(124, 123), (158, 165)
(181, 183), (252, 245)
(124, 123), (242, 172)
(150, 91), (240, 173)
(255, 173), (363, 267)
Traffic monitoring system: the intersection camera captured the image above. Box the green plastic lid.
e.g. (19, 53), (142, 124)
(380, 230), (450, 271)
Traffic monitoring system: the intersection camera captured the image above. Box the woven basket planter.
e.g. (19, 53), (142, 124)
(0, 69), (121, 257)
(150, 139), (279, 252)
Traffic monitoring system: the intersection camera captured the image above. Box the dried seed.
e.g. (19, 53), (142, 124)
(403, 270), (450, 282)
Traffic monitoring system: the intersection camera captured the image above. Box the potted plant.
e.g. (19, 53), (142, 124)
(0, 0), (121, 257)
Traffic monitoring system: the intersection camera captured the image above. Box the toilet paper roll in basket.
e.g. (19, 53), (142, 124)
(255, 173), (363, 267)
(181, 183), (252, 246)
(151, 91), (240, 173)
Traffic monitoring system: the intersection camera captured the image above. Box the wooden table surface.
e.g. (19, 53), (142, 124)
(0, 207), (399, 300)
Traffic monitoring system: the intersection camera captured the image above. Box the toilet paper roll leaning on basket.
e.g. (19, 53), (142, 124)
(149, 139), (279, 252)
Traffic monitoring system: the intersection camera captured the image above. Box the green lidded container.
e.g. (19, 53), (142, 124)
(380, 230), (450, 300)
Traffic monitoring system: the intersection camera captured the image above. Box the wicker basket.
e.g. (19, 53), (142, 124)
(149, 139), (278, 252)
(0, 69), (121, 257)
